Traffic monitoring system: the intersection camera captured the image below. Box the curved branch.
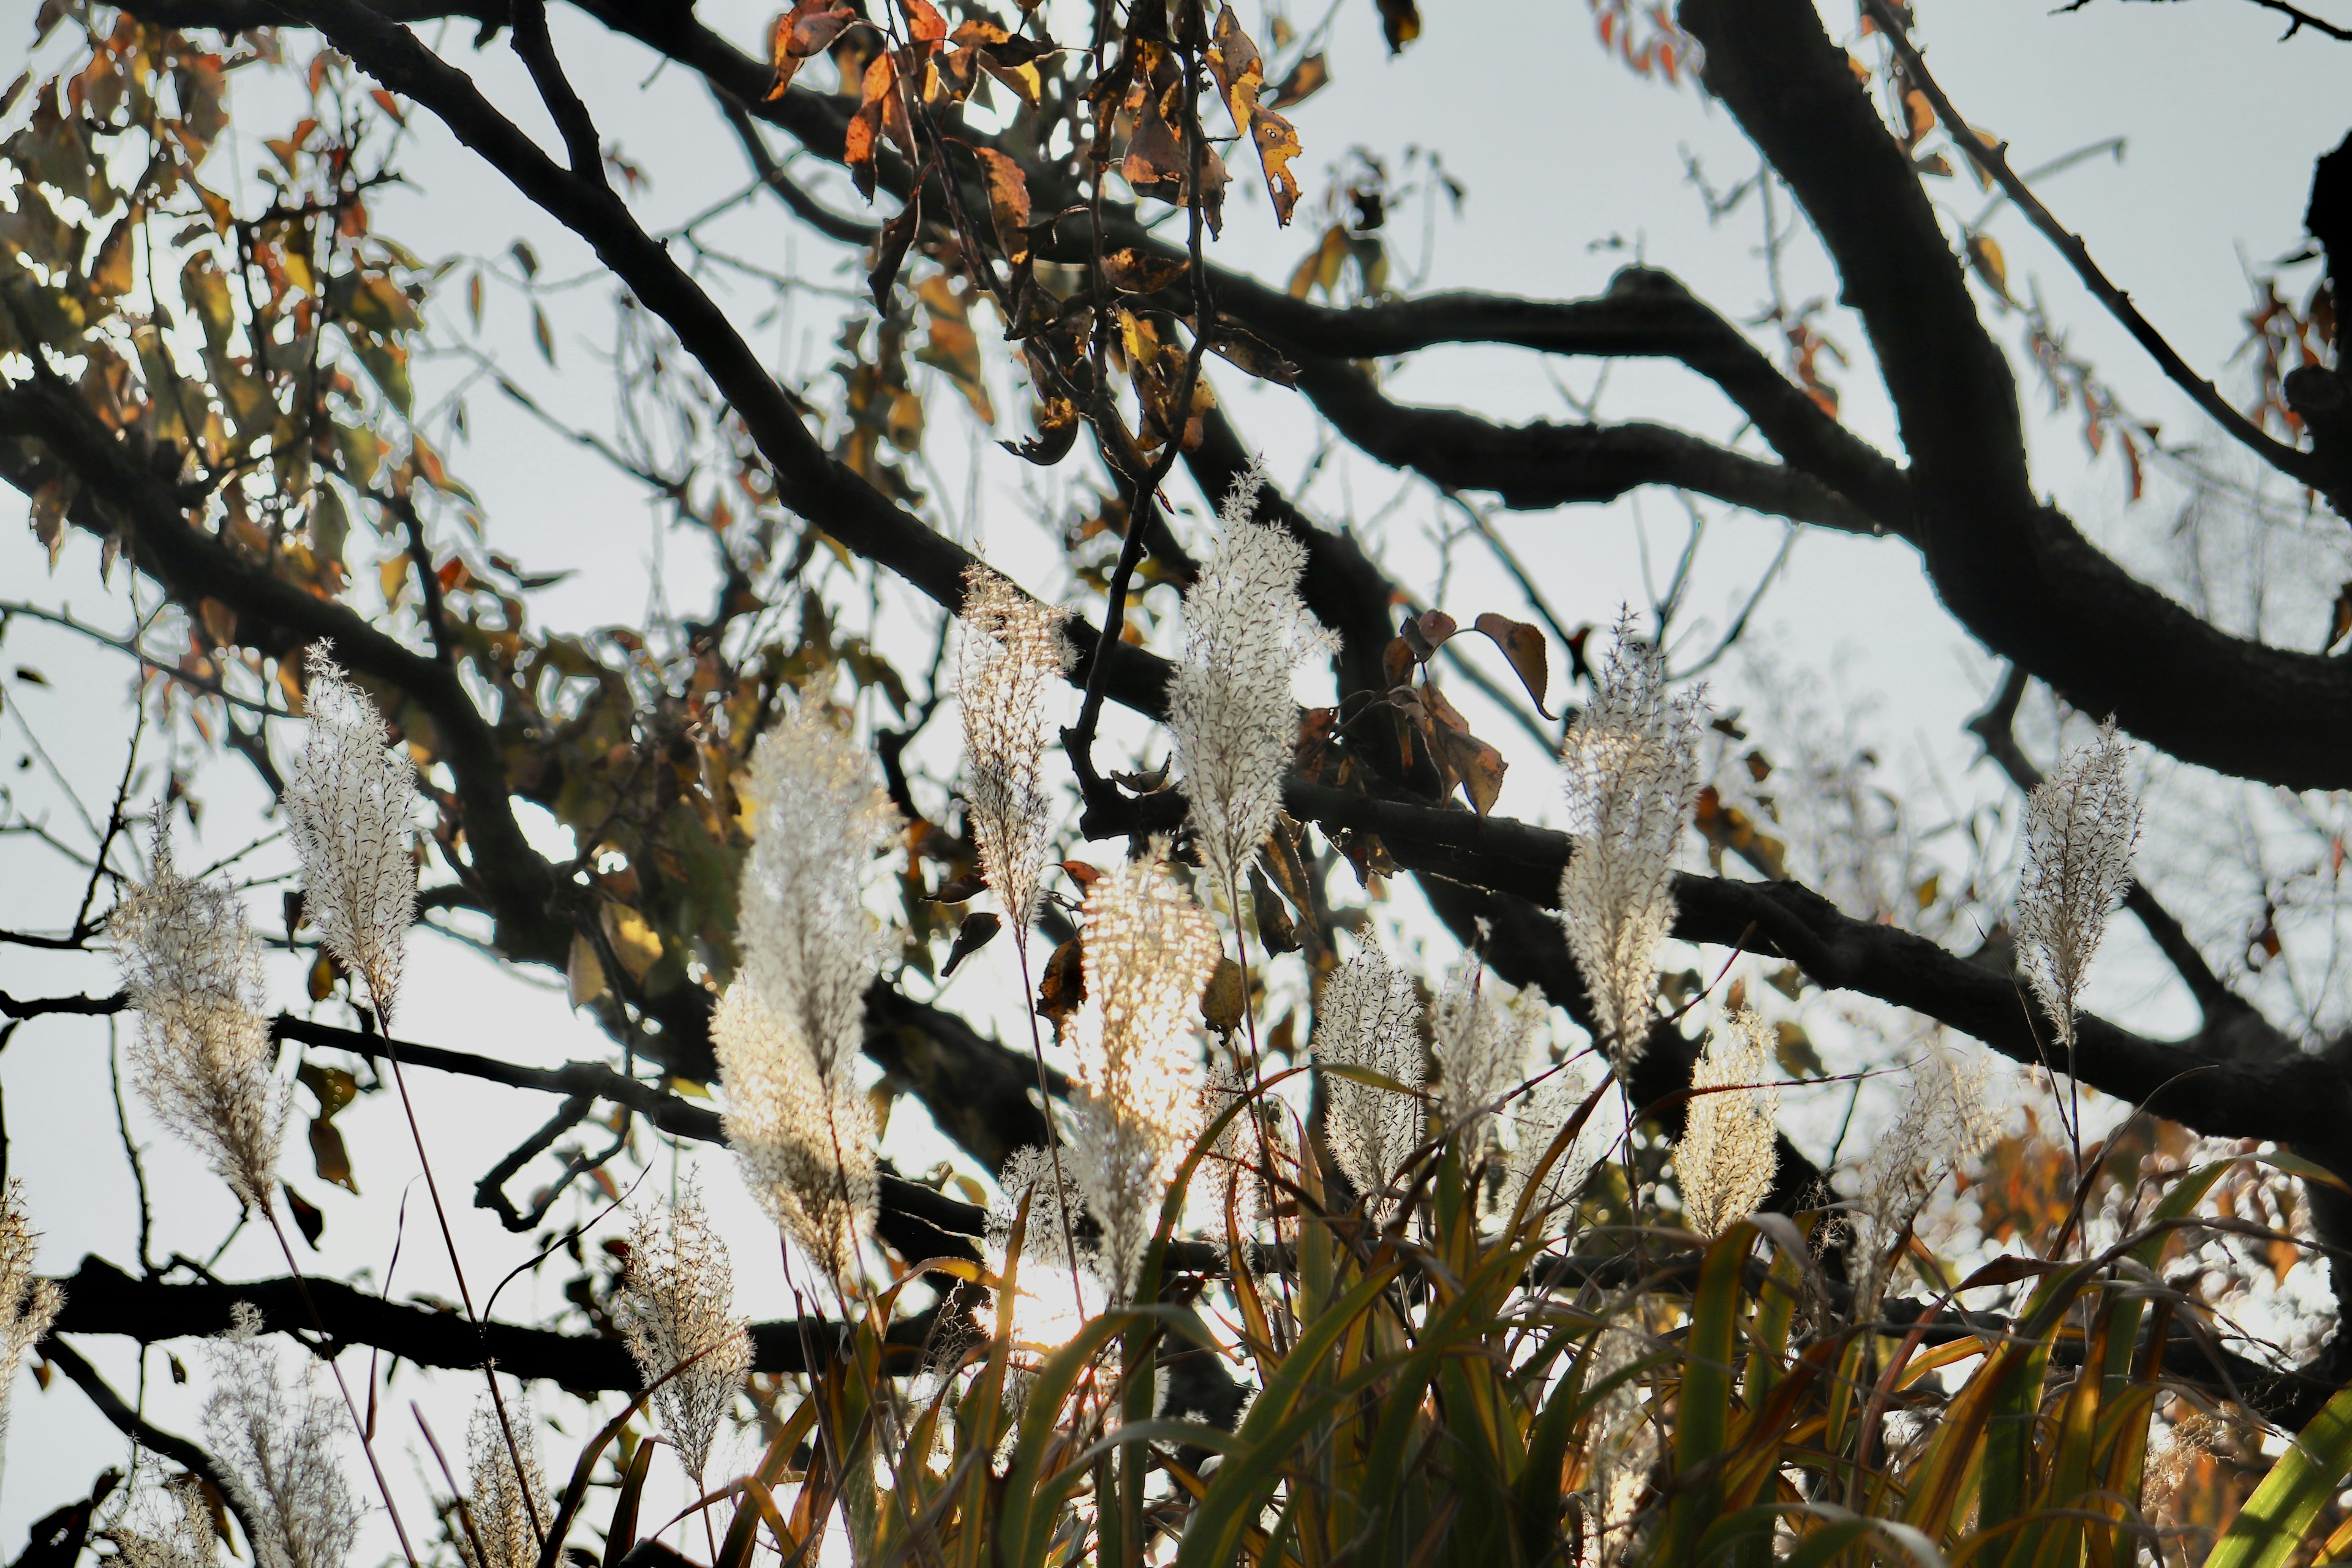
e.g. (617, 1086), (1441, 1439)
(1287, 354), (1881, 533)
(1679, 0), (2352, 790)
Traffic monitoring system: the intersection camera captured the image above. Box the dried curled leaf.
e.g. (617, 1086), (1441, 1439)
(767, 0), (858, 98)
(1472, 611), (1553, 717)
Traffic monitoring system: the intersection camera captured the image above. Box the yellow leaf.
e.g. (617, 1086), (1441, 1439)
(567, 930), (608, 1007)
(600, 905), (664, 982)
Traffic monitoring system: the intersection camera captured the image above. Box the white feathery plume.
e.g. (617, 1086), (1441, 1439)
(617, 1180), (753, 1483)
(1432, 964), (1548, 1160)
(1312, 941), (1427, 1215)
(988, 1147), (1108, 1348)
(1197, 1059), (1295, 1240)
(738, 701), (902, 1085)
(2013, 720), (2139, 1052)
(462, 1399), (551, 1568)
(1673, 1011), (1781, 1240)
(0, 1181), (60, 1444)
(1580, 1327), (1657, 1568)
(113, 1475), (218, 1568)
(1168, 458), (1338, 902)
(1062, 846), (1221, 1300)
(285, 645), (418, 1023)
(1556, 611), (1703, 1072)
(1853, 1042), (2002, 1317)
(712, 976), (877, 1284)
(1498, 1066), (1602, 1232)
(113, 826), (287, 1209)
(957, 566), (1074, 935)
(204, 1303), (361, 1568)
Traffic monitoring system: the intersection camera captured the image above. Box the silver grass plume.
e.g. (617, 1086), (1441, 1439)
(739, 702), (902, 1084)
(617, 1180), (753, 1483)
(1432, 964), (1547, 1161)
(1313, 942), (1427, 1215)
(988, 1147), (1107, 1346)
(712, 976), (878, 1284)
(1673, 1011), (1780, 1240)
(957, 567), (1074, 935)
(1169, 459), (1338, 901)
(285, 645), (418, 1023)
(1499, 1067), (1600, 1232)
(1199, 1060), (1295, 1239)
(1580, 1327), (1657, 1568)
(462, 1399), (550, 1568)
(113, 826), (287, 1208)
(0, 1180), (61, 1443)
(1854, 1043), (2000, 1317)
(1063, 846), (1221, 1300)
(205, 1303), (360, 1568)
(1556, 611), (1703, 1072)
(2013, 720), (2139, 1052)
(113, 1475), (217, 1568)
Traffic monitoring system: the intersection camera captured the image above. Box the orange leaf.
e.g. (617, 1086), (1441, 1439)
(1472, 612), (1553, 717)
(971, 147), (1033, 265)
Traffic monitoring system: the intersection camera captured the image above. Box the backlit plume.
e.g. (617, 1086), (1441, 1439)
(2013, 720), (2139, 1052)
(1556, 611), (1702, 1072)
(1313, 941), (1427, 1215)
(205, 1303), (360, 1568)
(988, 1147), (1107, 1349)
(463, 1400), (551, 1568)
(285, 645), (418, 1023)
(618, 1181), (753, 1483)
(1063, 846), (1221, 1299)
(712, 976), (877, 1284)
(0, 1181), (61, 1443)
(1854, 1042), (2001, 1316)
(1199, 1059), (1295, 1238)
(114, 1476), (218, 1568)
(1432, 963), (1547, 1159)
(1499, 1067), (1601, 1232)
(1169, 458), (1338, 901)
(957, 566), (1074, 935)
(112, 826), (287, 1208)
(1674, 1010), (1780, 1240)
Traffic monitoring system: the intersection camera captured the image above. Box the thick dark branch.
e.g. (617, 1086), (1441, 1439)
(1287, 354), (1880, 533)
(41, 1338), (258, 1539)
(1863, 0), (2342, 502)
(1679, 0), (2352, 790)
(45, 1254), (935, 1385)
(510, 0), (608, 184)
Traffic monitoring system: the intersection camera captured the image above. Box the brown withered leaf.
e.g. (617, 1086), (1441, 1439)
(1250, 108), (1303, 225)
(970, 147), (1032, 265)
(1434, 726), (1507, 816)
(1206, 7), (1302, 226)
(1404, 609), (1457, 660)
(281, 1182), (325, 1248)
(843, 53), (894, 200)
(1250, 864), (1300, 954)
(1693, 785), (1789, 880)
(1104, 246), (1189, 295)
(768, 0), (858, 97)
(1112, 759), (1172, 793)
(903, 0), (947, 46)
(1287, 224), (1351, 298)
(297, 1061), (359, 1119)
(1036, 935), (1085, 1028)
(309, 1116), (358, 1194)
(1003, 393), (1081, 466)
(1261, 815), (1322, 947)
(1294, 709), (1341, 785)
(1964, 231), (2012, 304)
(1376, 0), (1420, 52)
(2327, 581), (2352, 653)
(1201, 957), (1247, 1033)
(941, 911), (1001, 976)
(1207, 323), (1297, 385)
(1472, 612), (1553, 716)
(869, 197), (920, 311)
(1058, 860), (1101, 888)
(928, 876), (987, 903)
(1268, 51), (1329, 109)
(1381, 636), (1417, 688)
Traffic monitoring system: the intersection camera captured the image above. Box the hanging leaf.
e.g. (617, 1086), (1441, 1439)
(281, 1183), (325, 1248)
(869, 197), (920, 311)
(1964, 232), (2012, 304)
(309, 1117), (358, 1194)
(1250, 865), (1300, 954)
(769, 0), (859, 97)
(1268, 52), (1329, 109)
(941, 911), (1001, 976)
(1036, 936), (1085, 1028)
(1471, 612), (1553, 716)
(1375, 0), (1420, 52)
(970, 147), (1033, 266)
(1201, 957), (1247, 1033)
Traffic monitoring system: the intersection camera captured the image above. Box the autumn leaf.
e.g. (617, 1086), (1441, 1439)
(1472, 611), (1553, 717)
(281, 1183), (325, 1247)
(940, 910), (1001, 976)
(1964, 231), (2011, 304)
(769, 0), (859, 97)
(869, 197), (919, 310)
(1036, 935), (1085, 1028)
(1250, 108), (1303, 225)
(970, 146), (1032, 265)
(1376, 0), (1421, 52)
(1103, 247), (1188, 294)
(1269, 52), (1329, 109)
(1207, 322), (1298, 385)
(309, 1116), (358, 1194)
(844, 51), (897, 200)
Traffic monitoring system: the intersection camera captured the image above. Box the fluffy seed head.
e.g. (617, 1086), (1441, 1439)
(1063, 846), (1221, 1299)
(1169, 459), (1338, 900)
(1433, 964), (1547, 1160)
(463, 1399), (550, 1568)
(2013, 720), (2139, 1051)
(1556, 611), (1702, 1072)
(1499, 1067), (1602, 1233)
(205, 1303), (360, 1568)
(113, 826), (287, 1208)
(1582, 1327), (1657, 1568)
(988, 1147), (1108, 1349)
(1853, 1042), (2002, 1316)
(114, 1475), (218, 1568)
(738, 701), (902, 1086)
(1197, 1058), (1295, 1240)
(0, 1182), (61, 1444)
(1674, 1011), (1781, 1240)
(618, 1181), (753, 1482)
(1313, 941), (1427, 1215)
(285, 645), (418, 1023)
(712, 976), (876, 1285)
(957, 567), (1074, 935)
